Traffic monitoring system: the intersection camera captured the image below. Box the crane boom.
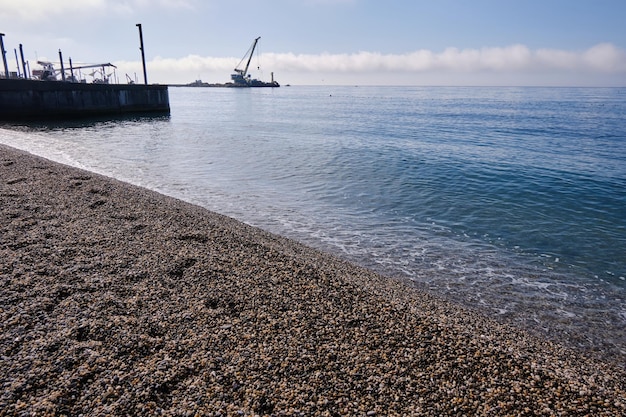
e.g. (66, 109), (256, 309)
(234, 37), (260, 78)
(243, 37), (260, 77)
(71, 62), (117, 70)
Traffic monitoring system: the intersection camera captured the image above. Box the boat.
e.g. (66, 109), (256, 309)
(0, 26), (170, 121)
(229, 37), (279, 87)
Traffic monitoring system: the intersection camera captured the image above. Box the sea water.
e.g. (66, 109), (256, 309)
(1, 86), (625, 363)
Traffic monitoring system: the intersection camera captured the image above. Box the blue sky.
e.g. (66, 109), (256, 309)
(1, 0), (625, 86)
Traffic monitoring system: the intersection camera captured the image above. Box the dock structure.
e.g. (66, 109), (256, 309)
(0, 25), (170, 120)
(0, 78), (169, 120)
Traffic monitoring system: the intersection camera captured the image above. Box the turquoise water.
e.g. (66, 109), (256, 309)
(1, 86), (625, 362)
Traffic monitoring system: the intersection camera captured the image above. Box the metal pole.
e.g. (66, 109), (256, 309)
(136, 23), (148, 85)
(14, 49), (20, 77)
(0, 33), (9, 79)
(69, 57), (74, 81)
(19, 44), (27, 79)
(58, 49), (66, 81)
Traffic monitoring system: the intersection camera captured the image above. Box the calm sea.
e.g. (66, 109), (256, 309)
(2, 86), (625, 363)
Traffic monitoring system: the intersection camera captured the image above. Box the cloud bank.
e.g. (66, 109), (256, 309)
(116, 43), (626, 86)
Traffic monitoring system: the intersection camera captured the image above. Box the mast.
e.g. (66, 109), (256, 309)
(0, 33), (9, 79)
(136, 23), (148, 85)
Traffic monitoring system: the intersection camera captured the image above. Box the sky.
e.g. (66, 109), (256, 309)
(1, 0), (625, 86)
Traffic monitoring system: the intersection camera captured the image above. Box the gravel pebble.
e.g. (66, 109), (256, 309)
(1, 144), (625, 416)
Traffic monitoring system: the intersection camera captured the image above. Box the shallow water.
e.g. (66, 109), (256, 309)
(2, 85), (625, 362)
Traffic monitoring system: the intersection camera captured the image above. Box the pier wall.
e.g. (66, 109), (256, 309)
(0, 78), (169, 120)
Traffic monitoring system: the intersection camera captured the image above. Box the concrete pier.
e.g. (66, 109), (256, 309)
(0, 78), (170, 120)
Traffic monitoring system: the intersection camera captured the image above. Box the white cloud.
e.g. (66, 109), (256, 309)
(118, 55), (236, 73)
(535, 48), (579, 70)
(0, 0), (196, 21)
(257, 43), (626, 74)
(583, 43), (626, 72)
(0, 0), (106, 21)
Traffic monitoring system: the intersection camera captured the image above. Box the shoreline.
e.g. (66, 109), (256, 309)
(1, 143), (625, 415)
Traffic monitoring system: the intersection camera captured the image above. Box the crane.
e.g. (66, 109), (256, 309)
(34, 61), (117, 83)
(231, 37), (261, 86)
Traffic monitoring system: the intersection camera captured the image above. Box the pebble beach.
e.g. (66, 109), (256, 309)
(1, 143), (625, 416)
